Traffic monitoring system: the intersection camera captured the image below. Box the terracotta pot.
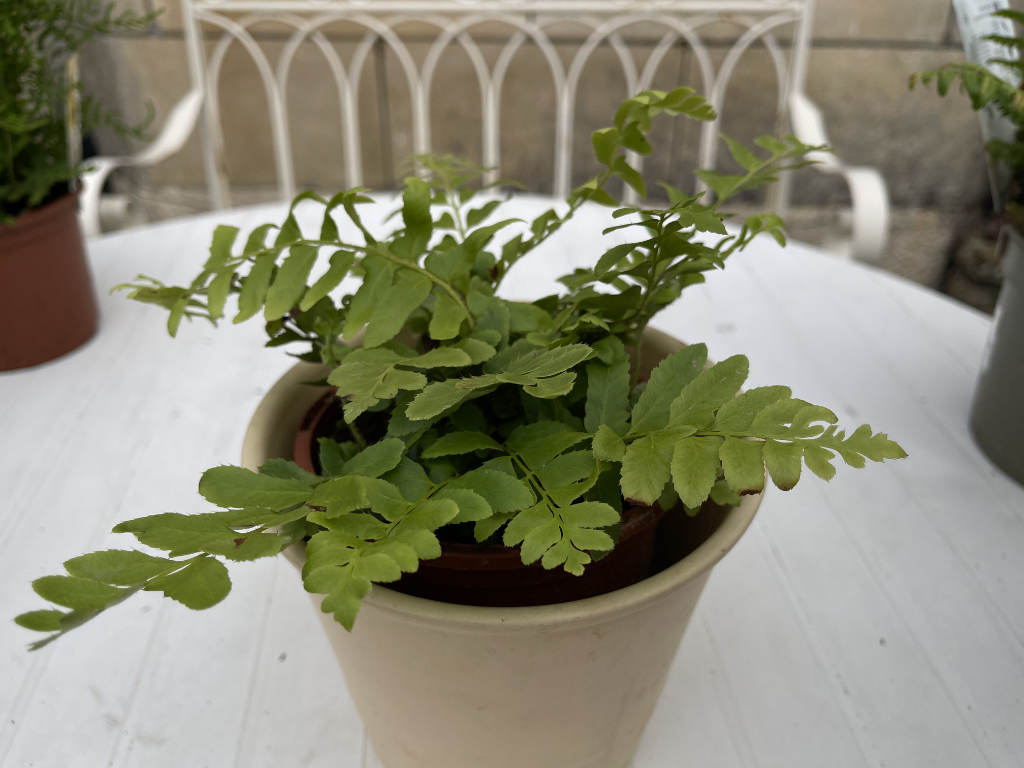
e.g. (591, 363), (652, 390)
(0, 193), (99, 370)
(292, 388), (667, 606)
(240, 329), (761, 768)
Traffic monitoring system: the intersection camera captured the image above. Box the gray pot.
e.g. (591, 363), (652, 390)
(970, 226), (1024, 485)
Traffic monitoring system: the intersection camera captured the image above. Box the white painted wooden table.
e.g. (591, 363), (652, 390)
(3, 196), (1023, 767)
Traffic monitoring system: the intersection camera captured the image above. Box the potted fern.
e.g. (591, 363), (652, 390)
(0, 0), (152, 369)
(911, 8), (1024, 485)
(15, 88), (905, 768)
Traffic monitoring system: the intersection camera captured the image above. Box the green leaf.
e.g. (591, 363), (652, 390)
(791, 404), (838, 436)
(506, 422), (589, 467)
(750, 397), (810, 435)
(258, 458), (319, 485)
(450, 468), (535, 513)
(669, 355), (749, 428)
(433, 487), (493, 523)
(670, 436), (723, 508)
(384, 458), (432, 501)
(536, 450), (595, 491)
(841, 425), (908, 463)
(64, 550), (176, 586)
(424, 242), (471, 283)
(327, 349), (432, 422)
(113, 513), (232, 556)
(400, 498), (460, 531)
(363, 478), (413, 521)
(275, 212), (302, 245)
(429, 291), (469, 340)
(540, 539), (591, 574)
(206, 270), (234, 321)
(364, 270), (432, 348)
(234, 250), (277, 324)
(465, 219), (520, 254)
(507, 302), (552, 334)
(592, 424), (626, 462)
(308, 475), (370, 517)
(421, 431), (503, 458)
(342, 255), (393, 340)
(562, 501), (620, 528)
(584, 355), (630, 435)
(404, 347), (473, 369)
(613, 156), (646, 197)
(304, 544), (368, 599)
(204, 225), (239, 271)
(265, 244), (317, 321)
(112, 511), (295, 559)
(318, 575), (370, 631)
(300, 250), (354, 311)
(523, 371), (576, 399)
(198, 466), (312, 509)
(592, 127), (620, 165)
(405, 381), (470, 421)
(166, 296), (188, 337)
(352, 552), (403, 583)
(216, 532), (288, 561)
(320, 204), (340, 241)
(466, 199), (502, 227)
(508, 499), (619, 572)
(503, 504), (550, 548)
(521, 520), (562, 564)
(803, 445), (836, 481)
(15, 610), (66, 632)
(468, 291), (510, 347)
(318, 438), (350, 476)
(244, 223), (276, 254)
(516, 344), (593, 377)
(764, 440), (802, 490)
(343, 438), (406, 479)
(402, 176), (433, 250)
(720, 437), (765, 493)
(145, 557), (231, 610)
(722, 133), (761, 171)
(714, 386), (792, 432)
(630, 344), (708, 434)
(594, 241), (639, 277)
(710, 479), (742, 507)
(455, 338), (496, 364)
(621, 434), (670, 504)
(32, 575), (125, 612)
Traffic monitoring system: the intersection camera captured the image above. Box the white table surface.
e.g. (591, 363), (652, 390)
(2, 195), (1023, 768)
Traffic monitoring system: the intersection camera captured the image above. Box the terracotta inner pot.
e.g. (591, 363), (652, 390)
(0, 193), (99, 370)
(292, 388), (729, 607)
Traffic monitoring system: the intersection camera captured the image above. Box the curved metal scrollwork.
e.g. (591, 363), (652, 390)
(182, 0), (809, 207)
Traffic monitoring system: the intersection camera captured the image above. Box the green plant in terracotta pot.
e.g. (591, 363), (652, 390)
(15, 88), (906, 768)
(911, 8), (1024, 485)
(0, 0), (154, 369)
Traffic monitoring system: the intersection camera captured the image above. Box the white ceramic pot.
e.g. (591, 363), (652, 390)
(241, 330), (761, 768)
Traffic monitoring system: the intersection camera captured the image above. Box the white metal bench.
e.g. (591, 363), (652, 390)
(81, 0), (889, 261)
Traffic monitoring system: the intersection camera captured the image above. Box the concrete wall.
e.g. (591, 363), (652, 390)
(80, 1), (1023, 299)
